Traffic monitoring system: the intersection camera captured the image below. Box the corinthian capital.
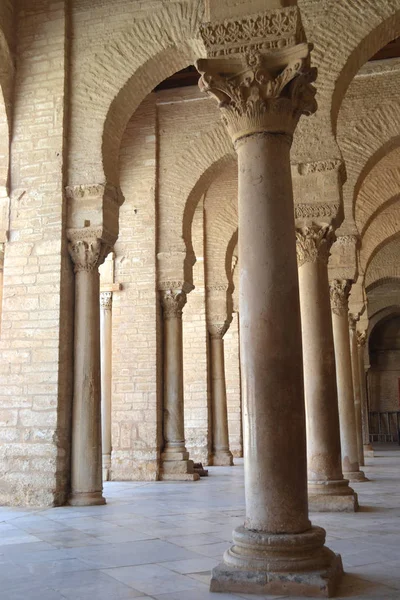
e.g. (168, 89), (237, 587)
(100, 291), (113, 310)
(68, 230), (111, 273)
(160, 288), (187, 320)
(296, 225), (334, 268)
(329, 279), (351, 317)
(196, 42), (316, 142)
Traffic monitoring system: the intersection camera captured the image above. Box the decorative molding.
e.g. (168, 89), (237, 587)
(296, 225), (334, 268)
(295, 203), (339, 220)
(68, 237), (111, 273)
(335, 234), (359, 248)
(329, 279), (351, 317)
(196, 45), (316, 141)
(294, 159), (342, 176)
(65, 183), (123, 207)
(206, 284), (227, 293)
(160, 289), (187, 319)
(199, 7), (301, 57)
(208, 320), (228, 339)
(158, 280), (194, 294)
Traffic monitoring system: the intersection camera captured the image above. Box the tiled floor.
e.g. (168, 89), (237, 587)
(1, 447), (400, 599)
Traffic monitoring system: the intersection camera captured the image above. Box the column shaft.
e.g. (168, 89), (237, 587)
(160, 289), (199, 481)
(350, 320), (365, 467)
(297, 240), (357, 512)
(70, 267), (105, 505)
(100, 292), (113, 481)
(330, 290), (367, 483)
(210, 335), (233, 466)
(358, 337), (374, 456)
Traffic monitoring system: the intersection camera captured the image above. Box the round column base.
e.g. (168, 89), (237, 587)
(210, 525), (343, 597)
(212, 450), (234, 466)
(69, 491), (106, 506)
(343, 470), (369, 483)
(308, 479), (358, 512)
(364, 444), (374, 458)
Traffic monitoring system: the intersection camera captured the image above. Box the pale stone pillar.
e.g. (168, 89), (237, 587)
(68, 236), (109, 506)
(160, 287), (199, 481)
(330, 280), (367, 482)
(0, 243), (3, 334)
(296, 228), (357, 512)
(100, 291), (113, 481)
(349, 315), (365, 467)
(197, 8), (342, 596)
(357, 331), (374, 457)
(208, 323), (234, 466)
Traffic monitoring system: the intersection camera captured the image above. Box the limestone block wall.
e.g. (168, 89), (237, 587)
(0, 0), (73, 506)
(369, 356), (400, 412)
(183, 203), (211, 464)
(112, 96), (161, 481)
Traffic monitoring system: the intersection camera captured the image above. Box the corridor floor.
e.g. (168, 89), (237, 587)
(1, 447), (400, 600)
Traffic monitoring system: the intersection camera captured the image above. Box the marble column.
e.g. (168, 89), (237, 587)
(208, 322), (234, 466)
(297, 227), (357, 512)
(160, 287), (199, 481)
(0, 243), (4, 334)
(330, 281), (367, 482)
(349, 315), (365, 467)
(197, 13), (342, 596)
(100, 291), (113, 481)
(357, 331), (374, 457)
(68, 236), (109, 506)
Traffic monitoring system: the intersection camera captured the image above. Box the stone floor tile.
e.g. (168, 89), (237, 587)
(103, 563), (205, 595)
(159, 557), (219, 574)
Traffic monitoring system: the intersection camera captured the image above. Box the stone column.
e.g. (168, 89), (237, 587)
(0, 243), (4, 334)
(330, 281), (367, 482)
(197, 9), (342, 596)
(296, 227), (357, 512)
(357, 331), (374, 457)
(68, 236), (109, 506)
(160, 287), (199, 481)
(208, 322), (234, 466)
(100, 291), (113, 481)
(349, 315), (365, 467)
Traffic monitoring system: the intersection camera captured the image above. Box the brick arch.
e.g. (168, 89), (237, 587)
(341, 102), (400, 221)
(361, 201), (400, 273)
(69, 1), (205, 187)
(368, 306), (400, 347)
(365, 237), (400, 289)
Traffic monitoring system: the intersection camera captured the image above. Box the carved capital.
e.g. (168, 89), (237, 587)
(356, 331), (367, 348)
(100, 291), (113, 310)
(196, 43), (316, 142)
(208, 319), (228, 339)
(68, 232), (111, 273)
(329, 279), (351, 316)
(296, 225), (334, 268)
(161, 289), (187, 320)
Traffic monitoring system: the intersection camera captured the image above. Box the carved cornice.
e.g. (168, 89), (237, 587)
(199, 7), (302, 57)
(356, 331), (367, 348)
(158, 280), (194, 295)
(295, 202), (339, 221)
(329, 279), (351, 317)
(100, 291), (113, 310)
(296, 225), (334, 268)
(160, 289), (187, 320)
(65, 183), (124, 207)
(196, 44), (317, 141)
(68, 237), (111, 273)
(294, 159), (342, 176)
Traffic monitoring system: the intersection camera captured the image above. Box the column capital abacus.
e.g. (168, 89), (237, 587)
(68, 230), (111, 273)
(100, 291), (113, 310)
(296, 224), (334, 268)
(329, 279), (352, 317)
(160, 288), (188, 320)
(196, 8), (316, 144)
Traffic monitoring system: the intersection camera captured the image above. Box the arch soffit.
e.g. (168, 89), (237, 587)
(340, 101), (400, 220)
(368, 305), (400, 344)
(69, 1), (205, 187)
(365, 238), (400, 289)
(361, 202), (400, 272)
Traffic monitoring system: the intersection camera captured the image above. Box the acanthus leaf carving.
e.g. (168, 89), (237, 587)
(329, 279), (351, 317)
(161, 289), (187, 320)
(68, 237), (110, 273)
(296, 224), (334, 268)
(100, 291), (113, 310)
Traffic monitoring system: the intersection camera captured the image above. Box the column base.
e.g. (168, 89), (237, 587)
(212, 450), (234, 466)
(308, 479), (358, 512)
(343, 470), (369, 483)
(364, 444), (374, 458)
(102, 454), (111, 482)
(160, 452), (200, 481)
(69, 491), (106, 506)
(210, 525), (343, 598)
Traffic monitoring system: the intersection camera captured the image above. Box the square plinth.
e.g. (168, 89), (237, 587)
(308, 492), (359, 513)
(210, 553), (343, 598)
